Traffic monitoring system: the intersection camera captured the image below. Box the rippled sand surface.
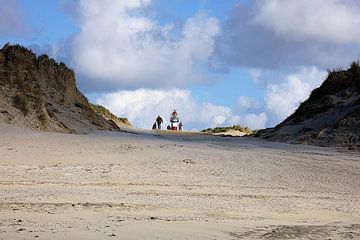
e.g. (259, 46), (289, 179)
(1, 125), (359, 239)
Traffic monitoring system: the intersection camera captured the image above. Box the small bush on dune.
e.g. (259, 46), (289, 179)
(349, 61), (360, 79)
(201, 125), (253, 134)
(38, 111), (49, 125)
(74, 102), (86, 109)
(90, 104), (131, 126)
(13, 93), (29, 116)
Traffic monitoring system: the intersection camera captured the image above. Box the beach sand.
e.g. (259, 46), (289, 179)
(0, 124), (360, 239)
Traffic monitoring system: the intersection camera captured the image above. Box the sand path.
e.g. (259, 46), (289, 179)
(0, 125), (360, 239)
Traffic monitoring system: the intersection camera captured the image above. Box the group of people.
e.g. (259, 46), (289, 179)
(152, 115), (163, 129)
(152, 115), (183, 131)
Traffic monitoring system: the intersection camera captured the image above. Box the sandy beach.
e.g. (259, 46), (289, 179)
(0, 124), (360, 239)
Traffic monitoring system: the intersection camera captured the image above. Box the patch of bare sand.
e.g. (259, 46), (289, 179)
(212, 129), (249, 137)
(0, 124), (360, 239)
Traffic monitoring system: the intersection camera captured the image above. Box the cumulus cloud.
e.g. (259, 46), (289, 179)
(69, 0), (220, 91)
(57, 1), (340, 130)
(215, 0), (360, 69)
(94, 88), (268, 130)
(263, 67), (327, 124)
(95, 67), (327, 130)
(0, 0), (30, 38)
(233, 67), (327, 128)
(94, 89), (236, 130)
(241, 113), (267, 130)
(253, 0), (360, 44)
(236, 96), (261, 112)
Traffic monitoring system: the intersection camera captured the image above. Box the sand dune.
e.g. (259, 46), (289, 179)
(0, 124), (360, 239)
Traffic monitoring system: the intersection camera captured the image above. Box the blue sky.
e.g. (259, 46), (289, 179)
(3, 1), (77, 45)
(8, 0), (260, 105)
(1, 0), (360, 130)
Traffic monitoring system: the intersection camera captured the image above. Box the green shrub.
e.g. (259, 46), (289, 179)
(201, 125), (253, 134)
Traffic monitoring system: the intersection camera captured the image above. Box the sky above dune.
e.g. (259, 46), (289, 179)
(1, 0), (360, 130)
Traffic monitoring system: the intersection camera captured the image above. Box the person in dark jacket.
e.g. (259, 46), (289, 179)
(179, 121), (183, 131)
(156, 115), (163, 129)
(152, 122), (157, 130)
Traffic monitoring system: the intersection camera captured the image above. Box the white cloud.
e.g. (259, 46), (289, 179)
(242, 113), (267, 130)
(216, 0), (360, 69)
(94, 88), (268, 130)
(70, 0), (220, 91)
(232, 96), (266, 129)
(264, 67), (327, 123)
(95, 66), (327, 131)
(92, 79), (317, 130)
(253, 0), (360, 44)
(237, 96), (261, 112)
(58, 0), (338, 131)
(94, 89), (236, 130)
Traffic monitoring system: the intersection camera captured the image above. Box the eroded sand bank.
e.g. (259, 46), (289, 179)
(0, 125), (360, 239)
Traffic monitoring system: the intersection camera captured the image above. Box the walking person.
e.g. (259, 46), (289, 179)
(156, 115), (163, 129)
(179, 121), (183, 131)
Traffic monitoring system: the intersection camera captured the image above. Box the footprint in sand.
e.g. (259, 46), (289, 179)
(182, 159), (196, 164)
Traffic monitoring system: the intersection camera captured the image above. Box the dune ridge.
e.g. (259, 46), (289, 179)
(0, 44), (128, 133)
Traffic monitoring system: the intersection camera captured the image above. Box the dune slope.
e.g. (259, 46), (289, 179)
(0, 44), (127, 133)
(255, 62), (360, 149)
